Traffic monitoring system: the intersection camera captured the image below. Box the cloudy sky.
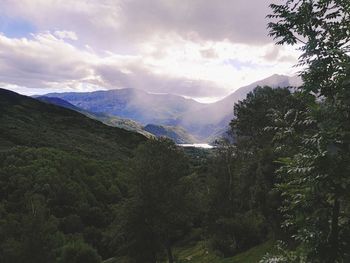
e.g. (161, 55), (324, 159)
(0, 0), (300, 102)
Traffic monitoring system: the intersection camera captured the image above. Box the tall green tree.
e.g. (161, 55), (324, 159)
(122, 138), (193, 263)
(266, 0), (350, 261)
(206, 87), (309, 256)
(232, 86), (310, 233)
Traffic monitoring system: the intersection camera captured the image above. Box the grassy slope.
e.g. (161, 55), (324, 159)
(103, 241), (275, 263)
(0, 88), (146, 160)
(175, 240), (275, 263)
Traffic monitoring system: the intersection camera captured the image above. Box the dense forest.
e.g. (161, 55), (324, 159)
(0, 0), (349, 262)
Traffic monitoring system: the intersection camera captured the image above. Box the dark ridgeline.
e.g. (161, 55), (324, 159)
(0, 88), (145, 160)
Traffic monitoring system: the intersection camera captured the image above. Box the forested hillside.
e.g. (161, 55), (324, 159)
(0, 89), (145, 159)
(0, 89), (147, 262)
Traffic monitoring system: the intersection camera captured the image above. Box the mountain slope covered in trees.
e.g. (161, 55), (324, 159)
(36, 96), (155, 139)
(36, 96), (196, 143)
(0, 88), (150, 263)
(144, 124), (197, 144)
(0, 89), (145, 159)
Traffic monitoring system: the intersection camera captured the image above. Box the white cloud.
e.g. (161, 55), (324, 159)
(138, 36), (301, 92)
(0, 0), (301, 99)
(0, 32), (229, 97)
(54, 30), (78, 41)
(1, 0), (280, 51)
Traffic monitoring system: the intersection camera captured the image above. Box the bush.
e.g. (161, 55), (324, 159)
(59, 240), (101, 263)
(209, 212), (266, 256)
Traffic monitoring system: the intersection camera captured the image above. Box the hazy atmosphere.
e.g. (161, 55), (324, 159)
(1, 1), (348, 262)
(0, 0), (300, 102)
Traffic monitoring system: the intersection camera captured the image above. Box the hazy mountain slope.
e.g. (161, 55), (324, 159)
(40, 74), (301, 142)
(36, 96), (154, 138)
(44, 88), (206, 125)
(0, 89), (145, 160)
(36, 96), (82, 111)
(144, 124), (197, 144)
(37, 96), (194, 142)
(178, 74), (302, 140)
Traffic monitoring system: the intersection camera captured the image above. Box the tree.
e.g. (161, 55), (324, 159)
(268, 0), (350, 98)
(122, 138), (193, 263)
(231, 87), (308, 237)
(206, 87), (309, 256)
(59, 240), (101, 263)
(266, 1), (350, 261)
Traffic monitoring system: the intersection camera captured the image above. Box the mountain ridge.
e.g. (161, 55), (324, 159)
(0, 88), (146, 160)
(36, 96), (196, 143)
(43, 88), (206, 125)
(39, 74), (302, 142)
(177, 74), (302, 140)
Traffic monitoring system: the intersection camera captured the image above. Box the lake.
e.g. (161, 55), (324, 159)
(178, 143), (214, 149)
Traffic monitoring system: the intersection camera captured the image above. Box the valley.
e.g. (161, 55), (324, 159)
(1, 0), (349, 262)
(38, 74), (301, 144)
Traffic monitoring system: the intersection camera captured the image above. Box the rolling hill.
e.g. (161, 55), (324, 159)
(144, 124), (198, 144)
(36, 96), (154, 138)
(36, 96), (196, 143)
(0, 88), (146, 160)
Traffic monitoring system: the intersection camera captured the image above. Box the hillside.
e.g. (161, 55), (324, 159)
(44, 88), (206, 125)
(144, 124), (197, 144)
(178, 74), (302, 140)
(0, 88), (146, 160)
(41, 75), (301, 142)
(36, 96), (194, 142)
(37, 96), (154, 138)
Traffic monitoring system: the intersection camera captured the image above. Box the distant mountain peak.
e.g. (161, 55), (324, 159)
(39, 74), (303, 143)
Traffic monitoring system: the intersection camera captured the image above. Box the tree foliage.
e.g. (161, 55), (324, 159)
(268, 0), (350, 97)
(122, 138), (193, 263)
(266, 0), (350, 262)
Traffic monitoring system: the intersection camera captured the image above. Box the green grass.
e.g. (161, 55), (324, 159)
(102, 240), (275, 263)
(224, 240), (275, 263)
(174, 240), (275, 263)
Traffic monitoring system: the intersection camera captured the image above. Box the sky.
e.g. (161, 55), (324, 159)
(0, 0), (301, 102)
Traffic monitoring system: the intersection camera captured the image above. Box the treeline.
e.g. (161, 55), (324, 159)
(3, 82), (348, 263)
(0, 147), (126, 262)
(0, 98), (283, 263)
(1, 83), (346, 263)
(1, 1), (349, 262)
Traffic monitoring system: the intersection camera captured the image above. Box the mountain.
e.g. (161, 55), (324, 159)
(40, 74), (302, 143)
(144, 124), (197, 144)
(44, 88), (205, 125)
(36, 96), (154, 138)
(177, 74), (302, 140)
(0, 89), (146, 160)
(36, 96), (195, 142)
(36, 96), (82, 111)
